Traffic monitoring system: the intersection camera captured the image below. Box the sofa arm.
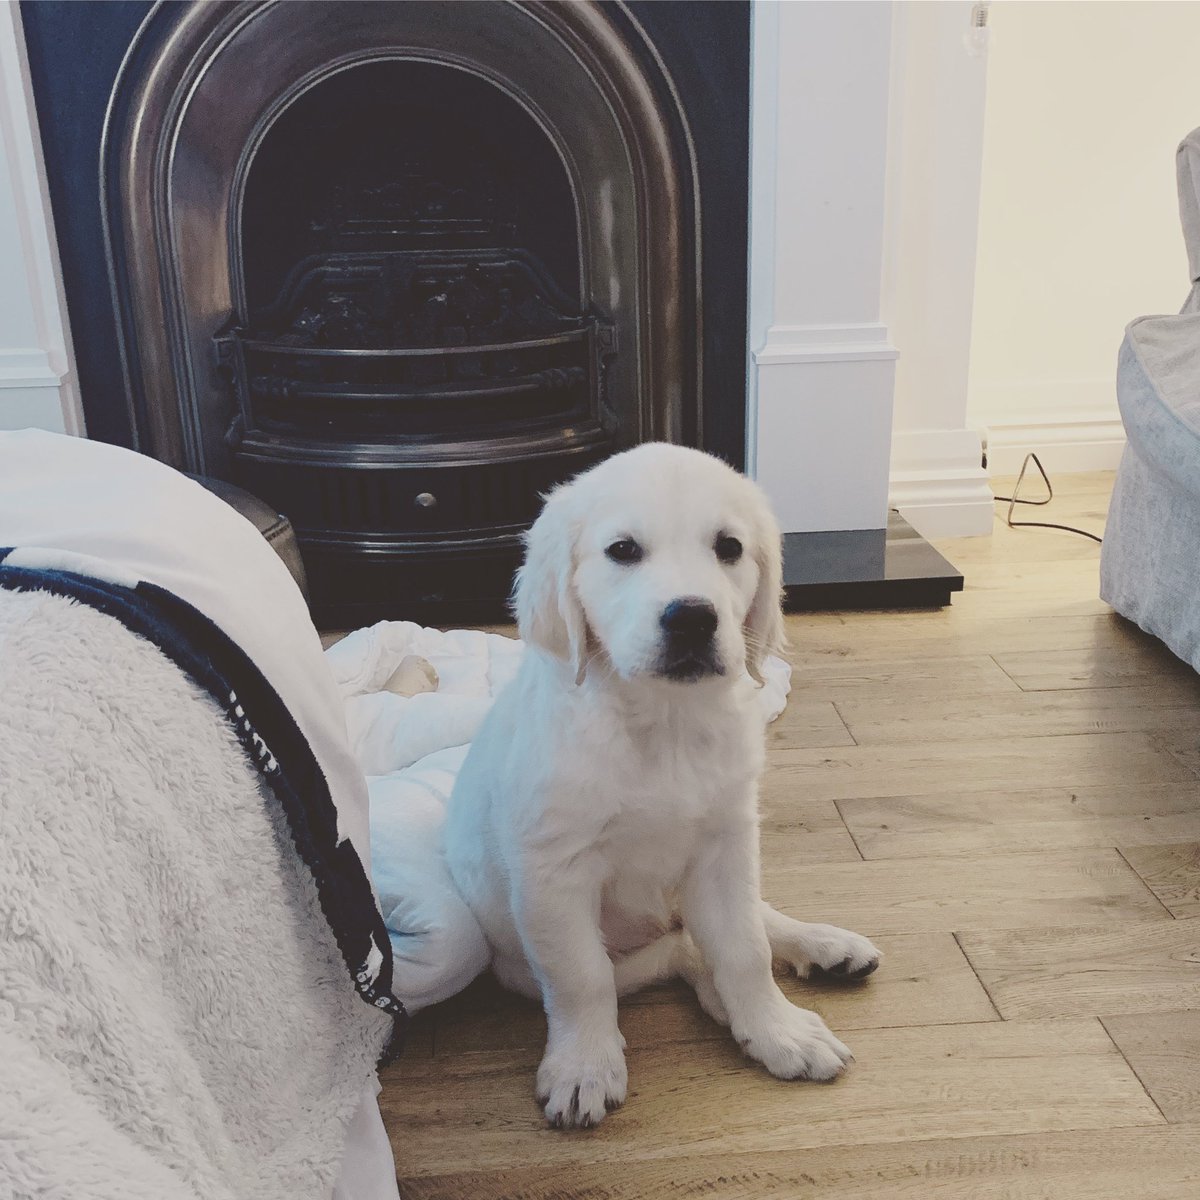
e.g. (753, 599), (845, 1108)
(186, 473), (309, 602)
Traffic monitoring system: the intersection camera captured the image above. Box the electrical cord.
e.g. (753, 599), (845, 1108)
(992, 452), (1103, 543)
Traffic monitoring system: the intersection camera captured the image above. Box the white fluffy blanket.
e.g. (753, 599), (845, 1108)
(327, 621), (792, 1011)
(0, 588), (390, 1200)
(0, 429), (397, 1200)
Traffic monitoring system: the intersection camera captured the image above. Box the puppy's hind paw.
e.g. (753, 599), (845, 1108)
(810, 949), (881, 982)
(780, 923), (881, 984)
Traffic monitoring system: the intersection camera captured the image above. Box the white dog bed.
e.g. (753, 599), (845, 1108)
(326, 621), (792, 1012)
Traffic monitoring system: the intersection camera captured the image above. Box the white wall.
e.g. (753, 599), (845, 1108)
(969, 0), (1200, 474)
(0, 1), (82, 436)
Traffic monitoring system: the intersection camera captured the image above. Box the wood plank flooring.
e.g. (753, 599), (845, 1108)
(377, 472), (1200, 1198)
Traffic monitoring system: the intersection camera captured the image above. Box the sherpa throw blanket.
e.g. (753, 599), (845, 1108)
(0, 431), (402, 1200)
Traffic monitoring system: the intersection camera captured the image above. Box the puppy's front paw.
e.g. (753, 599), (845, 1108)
(737, 1004), (853, 1082)
(536, 1038), (627, 1129)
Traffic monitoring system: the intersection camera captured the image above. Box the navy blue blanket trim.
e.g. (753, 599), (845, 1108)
(0, 552), (408, 1061)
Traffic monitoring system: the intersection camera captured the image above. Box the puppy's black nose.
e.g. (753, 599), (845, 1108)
(660, 597), (718, 642)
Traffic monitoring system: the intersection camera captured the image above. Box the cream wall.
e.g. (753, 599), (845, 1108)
(969, 0), (1200, 474)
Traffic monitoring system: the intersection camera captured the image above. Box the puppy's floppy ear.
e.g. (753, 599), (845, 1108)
(743, 484), (786, 685)
(513, 483), (589, 682)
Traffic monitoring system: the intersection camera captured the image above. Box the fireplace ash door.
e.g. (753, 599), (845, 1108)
(104, 1), (700, 625)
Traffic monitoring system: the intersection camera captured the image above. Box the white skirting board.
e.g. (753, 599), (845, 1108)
(982, 416), (1127, 476)
(889, 427), (994, 539)
(971, 378), (1127, 475)
(889, 409), (1127, 539)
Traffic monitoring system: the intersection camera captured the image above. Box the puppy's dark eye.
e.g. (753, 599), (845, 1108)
(715, 534), (743, 564)
(605, 538), (643, 565)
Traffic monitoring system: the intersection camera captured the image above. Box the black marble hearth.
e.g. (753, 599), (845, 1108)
(782, 515), (964, 611)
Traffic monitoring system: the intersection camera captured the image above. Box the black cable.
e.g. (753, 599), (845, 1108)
(992, 452), (1103, 543)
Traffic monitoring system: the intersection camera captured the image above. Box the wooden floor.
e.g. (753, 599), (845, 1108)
(377, 472), (1200, 1199)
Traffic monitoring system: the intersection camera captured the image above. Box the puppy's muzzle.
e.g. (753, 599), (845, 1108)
(657, 597), (723, 681)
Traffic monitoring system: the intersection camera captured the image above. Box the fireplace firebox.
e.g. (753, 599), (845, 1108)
(215, 58), (618, 613)
(94, 0), (716, 624)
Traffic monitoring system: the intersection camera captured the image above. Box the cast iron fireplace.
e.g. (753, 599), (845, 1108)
(100, 0), (708, 624)
(26, 1), (964, 618)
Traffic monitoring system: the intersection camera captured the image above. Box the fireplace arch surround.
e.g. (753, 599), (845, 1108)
(102, 0), (701, 620)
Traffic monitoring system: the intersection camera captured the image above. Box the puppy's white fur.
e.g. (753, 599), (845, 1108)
(444, 444), (879, 1129)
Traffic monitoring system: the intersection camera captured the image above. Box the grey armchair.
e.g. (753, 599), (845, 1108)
(1100, 128), (1200, 671)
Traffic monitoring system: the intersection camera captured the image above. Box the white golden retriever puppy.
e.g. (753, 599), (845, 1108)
(444, 444), (880, 1129)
